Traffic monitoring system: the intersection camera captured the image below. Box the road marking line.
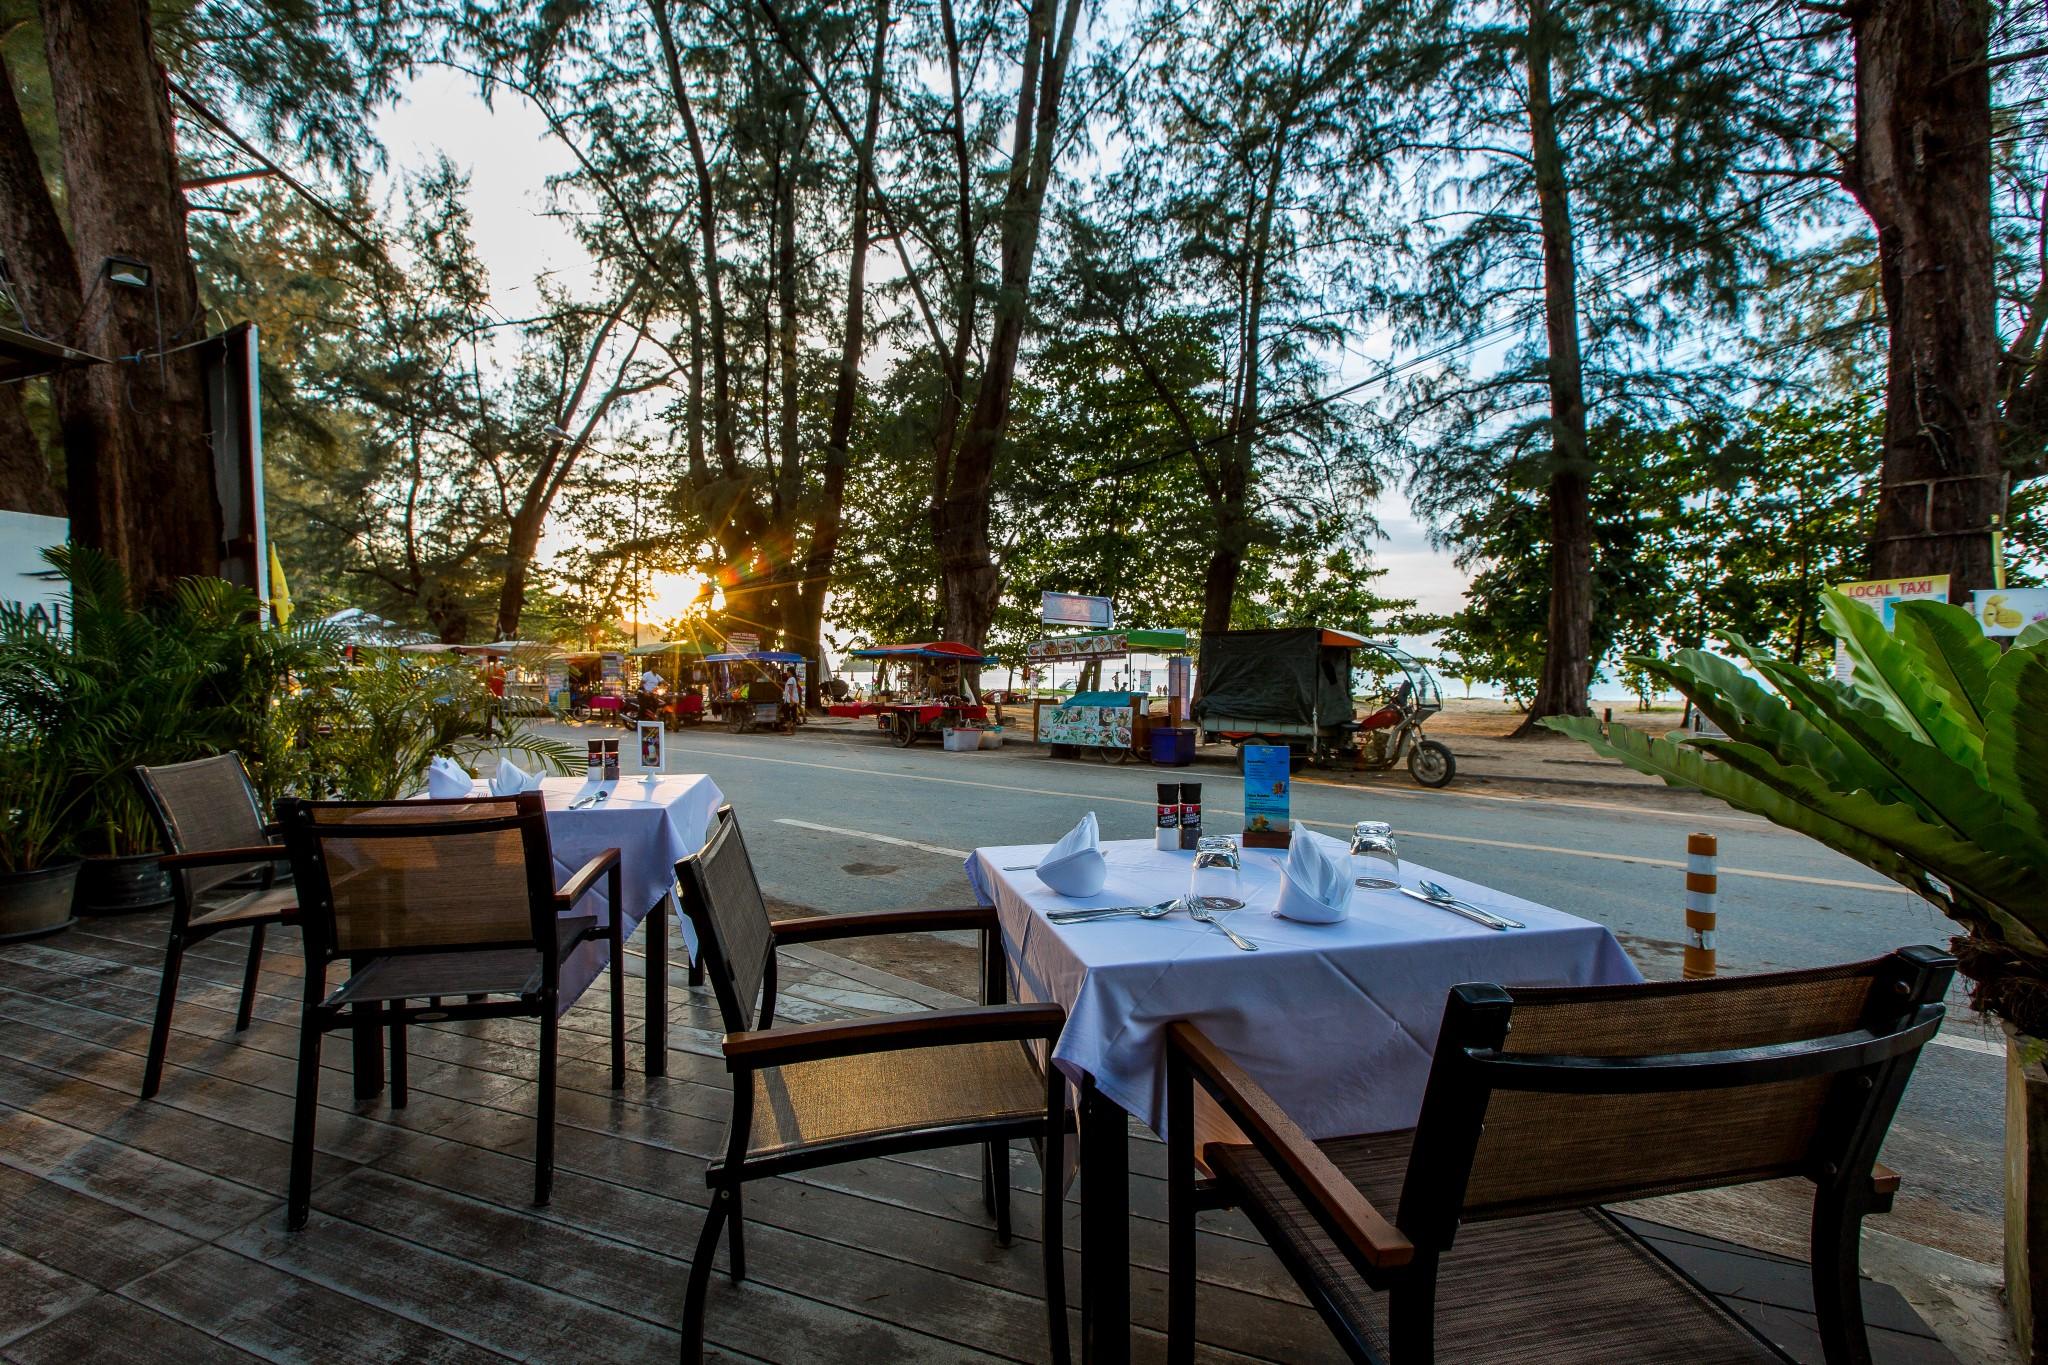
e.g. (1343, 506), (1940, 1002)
(775, 818), (968, 860)
(1927, 1031), (2003, 1058)
(696, 746), (1905, 897)
(1291, 775), (1773, 829)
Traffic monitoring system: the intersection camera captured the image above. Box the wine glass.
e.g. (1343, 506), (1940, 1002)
(1187, 835), (1245, 910)
(1349, 821), (1401, 890)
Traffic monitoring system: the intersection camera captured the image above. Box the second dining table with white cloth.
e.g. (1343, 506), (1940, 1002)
(964, 834), (1643, 1364)
(358, 771), (724, 1090)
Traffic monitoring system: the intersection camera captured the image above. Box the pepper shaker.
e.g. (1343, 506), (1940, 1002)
(1155, 783), (1180, 851)
(1178, 781), (1203, 849)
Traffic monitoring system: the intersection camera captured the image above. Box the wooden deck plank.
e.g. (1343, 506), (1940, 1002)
(1, 1291), (269, 1365)
(0, 1248), (95, 1351)
(0, 1159), (202, 1289)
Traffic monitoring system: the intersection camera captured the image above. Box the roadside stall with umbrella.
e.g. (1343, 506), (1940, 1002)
(1025, 627), (1190, 762)
(629, 638), (716, 728)
(844, 642), (994, 747)
(706, 650), (808, 733)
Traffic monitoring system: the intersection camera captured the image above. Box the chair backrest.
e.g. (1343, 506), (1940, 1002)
(134, 752), (270, 898)
(1397, 947), (1954, 1250)
(674, 806), (776, 1032)
(276, 793), (556, 961)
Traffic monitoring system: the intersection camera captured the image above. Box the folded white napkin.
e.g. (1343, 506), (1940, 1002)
(1036, 811), (1107, 897)
(490, 754), (541, 797)
(425, 756), (474, 799)
(1276, 830), (1352, 923)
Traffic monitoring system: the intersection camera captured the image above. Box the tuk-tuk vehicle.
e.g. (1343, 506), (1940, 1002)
(844, 642), (993, 746)
(1194, 628), (1456, 785)
(1350, 640), (1455, 787)
(706, 650), (806, 734)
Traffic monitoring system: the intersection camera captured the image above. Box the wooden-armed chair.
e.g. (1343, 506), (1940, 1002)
(1164, 946), (1956, 1365)
(275, 792), (623, 1227)
(675, 806), (1070, 1365)
(134, 753), (297, 1099)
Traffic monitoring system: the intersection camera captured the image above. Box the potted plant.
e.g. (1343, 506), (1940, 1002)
(1547, 593), (2048, 1357)
(0, 597), (83, 939)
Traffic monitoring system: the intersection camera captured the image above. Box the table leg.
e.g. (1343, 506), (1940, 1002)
(645, 892), (670, 1077)
(1080, 1072), (1131, 1365)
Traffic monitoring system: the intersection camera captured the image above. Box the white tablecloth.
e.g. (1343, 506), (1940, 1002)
(966, 837), (1641, 1141)
(464, 774), (724, 1004)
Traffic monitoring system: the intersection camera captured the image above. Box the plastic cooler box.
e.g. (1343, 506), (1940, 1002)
(1150, 727), (1195, 766)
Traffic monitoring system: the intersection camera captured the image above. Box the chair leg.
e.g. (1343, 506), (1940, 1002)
(1043, 1136), (1071, 1365)
(388, 1015), (408, 1109)
(1812, 1195), (1875, 1365)
(288, 1008), (323, 1230)
(687, 951), (705, 987)
(141, 932), (186, 1100)
(1387, 1260), (1438, 1365)
(681, 1186), (730, 1365)
(1167, 1060), (1196, 1365)
(727, 1185), (747, 1283)
(990, 1139), (1013, 1246)
(982, 1143), (998, 1217)
(535, 997), (559, 1207)
(236, 923), (266, 1032)
(609, 915), (626, 1089)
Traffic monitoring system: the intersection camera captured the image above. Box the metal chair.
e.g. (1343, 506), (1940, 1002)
(1164, 946), (1956, 1365)
(675, 806), (1070, 1365)
(133, 753), (296, 1099)
(275, 792), (623, 1227)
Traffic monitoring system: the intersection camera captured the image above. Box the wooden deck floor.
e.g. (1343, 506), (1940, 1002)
(0, 908), (1955, 1364)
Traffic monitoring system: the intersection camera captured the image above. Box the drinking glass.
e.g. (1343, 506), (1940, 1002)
(1349, 821), (1401, 890)
(1187, 835), (1245, 910)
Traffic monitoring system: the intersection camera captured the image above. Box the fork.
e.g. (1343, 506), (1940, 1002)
(1186, 901), (1259, 951)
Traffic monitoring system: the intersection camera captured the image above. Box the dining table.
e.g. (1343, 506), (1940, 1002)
(965, 834), (1643, 1364)
(353, 771), (725, 1096)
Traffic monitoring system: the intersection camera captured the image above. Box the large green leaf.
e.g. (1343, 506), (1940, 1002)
(1546, 717), (2048, 955)
(2019, 619), (2048, 650)
(1892, 599), (2001, 732)
(1822, 591), (1990, 785)
(1984, 646), (2048, 862)
(1634, 649), (1854, 775)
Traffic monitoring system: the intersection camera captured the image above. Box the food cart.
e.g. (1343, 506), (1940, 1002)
(706, 650), (807, 733)
(844, 641), (994, 747)
(1026, 628), (1190, 763)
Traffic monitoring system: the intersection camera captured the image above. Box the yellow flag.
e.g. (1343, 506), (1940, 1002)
(268, 542), (293, 627)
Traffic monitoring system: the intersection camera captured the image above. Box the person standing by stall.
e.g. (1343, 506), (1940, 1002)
(780, 667), (804, 730)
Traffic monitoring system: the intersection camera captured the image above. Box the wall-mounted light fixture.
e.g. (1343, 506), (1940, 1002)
(102, 255), (152, 289)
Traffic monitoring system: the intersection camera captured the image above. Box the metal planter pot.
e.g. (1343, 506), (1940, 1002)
(0, 861), (79, 942)
(74, 852), (173, 917)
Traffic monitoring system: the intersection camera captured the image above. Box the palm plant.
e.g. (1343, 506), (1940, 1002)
(289, 653), (576, 800)
(1547, 592), (2048, 1034)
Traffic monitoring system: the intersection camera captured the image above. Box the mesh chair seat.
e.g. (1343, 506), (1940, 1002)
(190, 884), (296, 932)
(1207, 1129), (1785, 1365)
(741, 1037), (1048, 1163)
(327, 916), (598, 1007)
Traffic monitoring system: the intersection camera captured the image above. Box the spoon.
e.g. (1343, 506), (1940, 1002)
(1419, 880), (1522, 929)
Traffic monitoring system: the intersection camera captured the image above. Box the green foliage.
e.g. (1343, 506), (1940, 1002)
(0, 547), (341, 869)
(285, 654), (576, 802)
(1547, 592), (2048, 1032)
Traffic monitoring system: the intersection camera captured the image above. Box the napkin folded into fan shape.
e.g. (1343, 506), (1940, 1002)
(491, 755), (543, 797)
(1276, 829), (1353, 923)
(425, 756), (475, 799)
(1036, 811), (1107, 897)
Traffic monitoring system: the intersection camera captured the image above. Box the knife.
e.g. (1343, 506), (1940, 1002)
(1398, 885), (1515, 931)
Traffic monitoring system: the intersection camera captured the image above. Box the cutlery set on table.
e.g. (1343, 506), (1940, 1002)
(1022, 814), (1522, 951)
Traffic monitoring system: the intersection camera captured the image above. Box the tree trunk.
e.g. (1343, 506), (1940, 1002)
(0, 383), (60, 515)
(40, 0), (221, 597)
(1515, 0), (1595, 734)
(932, 0), (1085, 647)
(1848, 0), (2000, 596)
(790, 0), (889, 708)
(0, 52), (80, 520)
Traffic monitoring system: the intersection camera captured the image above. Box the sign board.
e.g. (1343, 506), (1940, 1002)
(1028, 632), (1129, 662)
(635, 720), (666, 773)
(545, 656), (570, 706)
(0, 511), (67, 632)
(1242, 745), (1292, 846)
(1041, 591), (1113, 629)
(1972, 588), (2048, 638)
(1035, 700), (1135, 750)
(727, 631), (760, 654)
(1832, 575), (1950, 681)
(1168, 655), (1192, 702)
(599, 651), (624, 696)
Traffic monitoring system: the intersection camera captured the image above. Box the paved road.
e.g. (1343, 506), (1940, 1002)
(561, 721), (2004, 1261)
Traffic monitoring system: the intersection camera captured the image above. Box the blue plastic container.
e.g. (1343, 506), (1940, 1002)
(1150, 727), (1195, 766)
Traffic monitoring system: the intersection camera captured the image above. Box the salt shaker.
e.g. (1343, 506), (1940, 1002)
(1155, 783), (1180, 851)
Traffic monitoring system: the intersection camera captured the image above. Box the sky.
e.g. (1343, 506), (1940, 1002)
(369, 66), (1480, 631)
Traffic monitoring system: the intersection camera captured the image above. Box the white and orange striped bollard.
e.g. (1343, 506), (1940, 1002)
(1683, 832), (1718, 979)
